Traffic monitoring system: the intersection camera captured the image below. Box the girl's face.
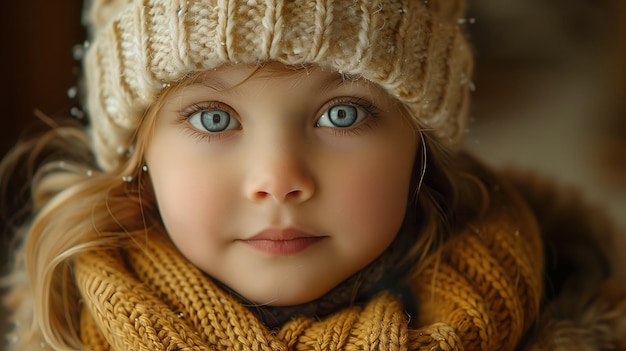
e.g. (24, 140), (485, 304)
(145, 63), (418, 306)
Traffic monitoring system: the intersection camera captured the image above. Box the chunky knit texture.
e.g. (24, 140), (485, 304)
(83, 0), (473, 170)
(75, 203), (544, 351)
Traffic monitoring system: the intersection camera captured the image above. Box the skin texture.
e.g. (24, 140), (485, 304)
(145, 63), (418, 306)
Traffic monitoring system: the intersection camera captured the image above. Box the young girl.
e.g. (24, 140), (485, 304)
(2, 0), (626, 350)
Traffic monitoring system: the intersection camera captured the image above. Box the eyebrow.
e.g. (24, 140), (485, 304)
(318, 73), (364, 94)
(186, 68), (365, 95)
(192, 75), (231, 92)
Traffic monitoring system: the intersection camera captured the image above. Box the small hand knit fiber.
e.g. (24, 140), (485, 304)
(75, 203), (543, 351)
(83, 0), (473, 170)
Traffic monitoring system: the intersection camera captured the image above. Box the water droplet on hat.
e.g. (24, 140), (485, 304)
(72, 44), (84, 60)
(67, 86), (78, 99)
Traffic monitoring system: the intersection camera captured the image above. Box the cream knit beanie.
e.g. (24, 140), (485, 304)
(83, 0), (473, 170)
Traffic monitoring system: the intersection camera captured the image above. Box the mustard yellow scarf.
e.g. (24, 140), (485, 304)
(75, 207), (543, 351)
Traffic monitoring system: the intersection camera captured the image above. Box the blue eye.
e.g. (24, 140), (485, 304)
(189, 109), (240, 132)
(317, 104), (364, 128)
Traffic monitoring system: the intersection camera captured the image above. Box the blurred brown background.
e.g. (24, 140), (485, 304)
(1, 1), (83, 344)
(465, 0), (626, 227)
(1, 1), (84, 157)
(1, 0), (625, 346)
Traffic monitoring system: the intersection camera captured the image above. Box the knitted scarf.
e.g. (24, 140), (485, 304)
(75, 206), (544, 351)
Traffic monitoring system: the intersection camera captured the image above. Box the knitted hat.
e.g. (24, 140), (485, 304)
(83, 0), (473, 170)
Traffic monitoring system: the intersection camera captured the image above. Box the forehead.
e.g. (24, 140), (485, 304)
(183, 62), (367, 93)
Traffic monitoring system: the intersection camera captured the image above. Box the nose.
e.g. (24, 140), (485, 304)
(244, 145), (315, 204)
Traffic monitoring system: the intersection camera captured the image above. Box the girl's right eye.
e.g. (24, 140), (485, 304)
(189, 109), (241, 132)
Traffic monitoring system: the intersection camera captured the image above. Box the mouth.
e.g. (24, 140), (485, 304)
(241, 228), (325, 255)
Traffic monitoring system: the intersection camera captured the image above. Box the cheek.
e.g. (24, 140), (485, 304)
(153, 171), (216, 229)
(146, 144), (234, 245)
(147, 162), (239, 271)
(325, 144), (416, 240)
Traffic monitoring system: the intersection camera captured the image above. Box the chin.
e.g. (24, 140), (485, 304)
(244, 285), (330, 307)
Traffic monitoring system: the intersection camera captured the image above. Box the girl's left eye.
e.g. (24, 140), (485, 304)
(189, 109), (240, 132)
(316, 104), (366, 128)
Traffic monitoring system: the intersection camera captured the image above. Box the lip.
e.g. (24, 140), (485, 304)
(242, 228), (325, 255)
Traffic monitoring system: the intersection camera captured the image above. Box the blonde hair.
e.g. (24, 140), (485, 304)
(1, 100), (164, 349)
(1, 66), (493, 351)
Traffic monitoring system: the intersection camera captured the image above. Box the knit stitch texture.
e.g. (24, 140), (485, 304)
(83, 0), (472, 170)
(75, 201), (543, 351)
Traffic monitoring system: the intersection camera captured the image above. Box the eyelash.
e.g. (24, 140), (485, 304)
(176, 97), (382, 142)
(319, 97), (381, 136)
(178, 102), (236, 143)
